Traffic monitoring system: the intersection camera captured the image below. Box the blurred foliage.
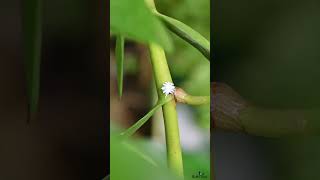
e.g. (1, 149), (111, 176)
(123, 54), (139, 75)
(213, 0), (320, 109)
(110, 0), (172, 50)
(111, 125), (210, 180)
(261, 136), (320, 180)
(183, 152), (210, 179)
(110, 125), (177, 180)
(213, 0), (320, 179)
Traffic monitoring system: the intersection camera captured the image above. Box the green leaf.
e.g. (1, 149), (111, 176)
(115, 36), (125, 98)
(120, 96), (172, 139)
(110, 0), (172, 51)
(122, 141), (158, 167)
(111, 134), (179, 180)
(155, 12), (210, 60)
(22, 0), (42, 122)
(183, 152), (211, 180)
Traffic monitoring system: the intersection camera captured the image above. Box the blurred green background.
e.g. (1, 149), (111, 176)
(213, 0), (320, 180)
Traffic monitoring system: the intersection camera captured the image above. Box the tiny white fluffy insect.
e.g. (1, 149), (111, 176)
(161, 82), (175, 96)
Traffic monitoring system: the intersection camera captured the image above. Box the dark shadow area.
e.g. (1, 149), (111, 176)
(213, 0), (320, 179)
(0, 0), (108, 179)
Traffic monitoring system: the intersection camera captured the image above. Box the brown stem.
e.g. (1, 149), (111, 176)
(211, 82), (248, 133)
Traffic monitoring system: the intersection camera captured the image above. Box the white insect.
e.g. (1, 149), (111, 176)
(161, 82), (175, 96)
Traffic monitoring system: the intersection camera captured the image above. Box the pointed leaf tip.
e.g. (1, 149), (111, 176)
(22, 0), (42, 123)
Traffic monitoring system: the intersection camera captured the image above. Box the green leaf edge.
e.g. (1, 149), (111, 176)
(155, 12), (210, 61)
(120, 96), (173, 139)
(115, 35), (125, 98)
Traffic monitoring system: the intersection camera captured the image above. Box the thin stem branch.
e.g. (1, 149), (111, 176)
(120, 97), (172, 139)
(149, 43), (184, 177)
(175, 87), (209, 105)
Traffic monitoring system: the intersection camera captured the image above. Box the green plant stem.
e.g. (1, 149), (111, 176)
(183, 95), (209, 105)
(149, 43), (184, 177)
(174, 88), (209, 105)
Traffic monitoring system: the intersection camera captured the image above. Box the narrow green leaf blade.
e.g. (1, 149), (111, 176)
(22, 0), (42, 122)
(120, 96), (172, 139)
(155, 12), (210, 60)
(115, 36), (125, 98)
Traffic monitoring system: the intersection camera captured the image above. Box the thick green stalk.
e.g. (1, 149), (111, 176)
(149, 43), (184, 177)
